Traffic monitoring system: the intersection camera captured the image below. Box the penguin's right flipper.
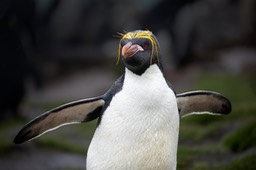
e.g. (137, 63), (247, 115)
(176, 90), (232, 118)
(14, 96), (105, 144)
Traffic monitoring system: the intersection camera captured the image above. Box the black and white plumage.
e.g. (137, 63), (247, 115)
(14, 30), (231, 170)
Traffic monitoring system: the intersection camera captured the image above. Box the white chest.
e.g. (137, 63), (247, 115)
(87, 65), (180, 170)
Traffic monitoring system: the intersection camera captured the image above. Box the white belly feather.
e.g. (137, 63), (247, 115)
(87, 65), (180, 170)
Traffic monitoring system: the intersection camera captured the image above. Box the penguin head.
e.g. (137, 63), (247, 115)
(117, 30), (161, 75)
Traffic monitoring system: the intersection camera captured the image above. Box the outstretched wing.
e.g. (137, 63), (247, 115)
(14, 96), (105, 144)
(176, 90), (232, 118)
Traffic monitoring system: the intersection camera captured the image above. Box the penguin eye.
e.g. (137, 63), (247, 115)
(143, 43), (149, 50)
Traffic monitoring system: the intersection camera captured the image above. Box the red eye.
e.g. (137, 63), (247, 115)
(143, 44), (149, 49)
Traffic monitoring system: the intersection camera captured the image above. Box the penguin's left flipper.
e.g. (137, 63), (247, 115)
(14, 96), (105, 144)
(176, 90), (232, 118)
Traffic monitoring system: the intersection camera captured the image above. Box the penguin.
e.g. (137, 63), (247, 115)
(14, 30), (231, 170)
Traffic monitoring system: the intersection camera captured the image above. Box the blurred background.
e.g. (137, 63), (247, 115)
(0, 0), (255, 169)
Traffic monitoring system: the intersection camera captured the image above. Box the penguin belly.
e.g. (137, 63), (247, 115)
(87, 65), (180, 170)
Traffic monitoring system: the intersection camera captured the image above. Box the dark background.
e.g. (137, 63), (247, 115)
(0, 0), (255, 169)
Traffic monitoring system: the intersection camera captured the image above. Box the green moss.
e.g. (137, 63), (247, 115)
(181, 114), (225, 125)
(76, 120), (97, 138)
(36, 136), (86, 155)
(223, 122), (256, 152)
(224, 153), (256, 170)
(192, 162), (219, 170)
(0, 119), (25, 130)
(228, 104), (256, 120)
(179, 124), (214, 142)
(177, 145), (227, 170)
(186, 152), (256, 170)
(0, 119), (26, 155)
(177, 146), (196, 169)
(194, 74), (255, 103)
(180, 117), (231, 143)
(32, 121), (98, 155)
(179, 124), (201, 142)
(0, 139), (12, 155)
(181, 74), (256, 127)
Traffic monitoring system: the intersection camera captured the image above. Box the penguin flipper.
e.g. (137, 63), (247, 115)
(176, 90), (231, 118)
(14, 96), (105, 144)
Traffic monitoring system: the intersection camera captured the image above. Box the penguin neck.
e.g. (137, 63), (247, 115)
(124, 64), (165, 84)
(123, 64), (171, 102)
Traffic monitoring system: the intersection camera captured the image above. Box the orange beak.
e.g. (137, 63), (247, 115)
(121, 42), (144, 58)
